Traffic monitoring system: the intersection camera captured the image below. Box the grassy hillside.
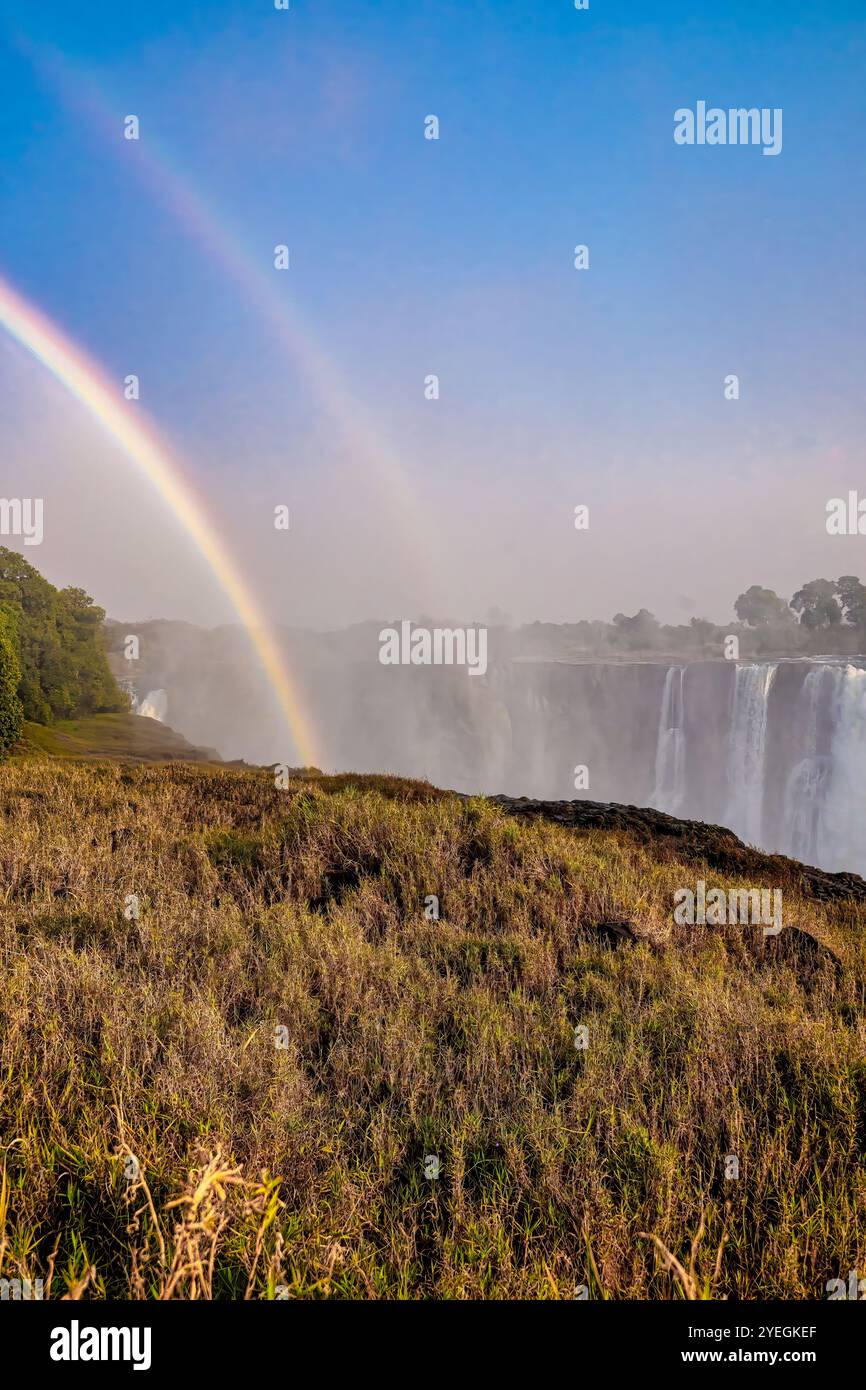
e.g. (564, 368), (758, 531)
(0, 762), (863, 1299)
(16, 713), (221, 763)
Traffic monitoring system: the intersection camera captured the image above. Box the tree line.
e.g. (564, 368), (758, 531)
(0, 548), (127, 753)
(516, 576), (866, 660)
(735, 577), (866, 632)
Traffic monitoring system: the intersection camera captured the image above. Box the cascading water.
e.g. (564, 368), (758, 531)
(780, 666), (834, 864)
(651, 666), (687, 814)
(815, 665), (866, 873)
(725, 664), (777, 846)
(118, 678), (138, 711)
(126, 641), (866, 876)
(138, 689), (168, 722)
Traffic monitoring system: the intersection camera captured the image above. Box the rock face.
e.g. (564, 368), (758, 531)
(591, 919), (640, 949)
(111, 630), (866, 878)
(486, 660), (866, 878)
(759, 926), (843, 988)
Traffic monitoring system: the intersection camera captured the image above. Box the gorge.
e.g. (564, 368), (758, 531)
(114, 625), (866, 877)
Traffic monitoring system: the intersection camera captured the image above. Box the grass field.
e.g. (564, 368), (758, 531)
(0, 758), (863, 1299)
(16, 715), (219, 763)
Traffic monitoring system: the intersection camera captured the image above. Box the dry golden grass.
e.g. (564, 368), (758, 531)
(0, 761), (863, 1299)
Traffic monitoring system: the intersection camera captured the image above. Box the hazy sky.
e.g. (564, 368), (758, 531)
(2, 1), (865, 627)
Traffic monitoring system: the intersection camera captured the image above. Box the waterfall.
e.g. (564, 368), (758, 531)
(651, 666), (687, 814)
(119, 678), (139, 712)
(725, 664), (777, 845)
(138, 689), (168, 722)
(815, 665), (866, 874)
(780, 666), (833, 864)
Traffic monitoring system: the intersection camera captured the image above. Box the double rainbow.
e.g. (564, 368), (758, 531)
(18, 39), (439, 602)
(0, 274), (321, 769)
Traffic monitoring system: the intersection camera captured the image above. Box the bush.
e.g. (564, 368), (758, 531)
(0, 607), (24, 754)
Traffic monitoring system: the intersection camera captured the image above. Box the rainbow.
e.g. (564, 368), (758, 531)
(0, 274), (321, 768)
(19, 40), (440, 606)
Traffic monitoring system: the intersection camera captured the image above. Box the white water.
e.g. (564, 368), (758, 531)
(651, 666), (687, 814)
(815, 666), (866, 873)
(143, 658), (866, 875)
(138, 689), (168, 722)
(780, 667), (833, 864)
(725, 664), (777, 846)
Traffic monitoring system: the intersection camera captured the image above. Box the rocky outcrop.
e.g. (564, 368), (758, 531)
(486, 794), (866, 905)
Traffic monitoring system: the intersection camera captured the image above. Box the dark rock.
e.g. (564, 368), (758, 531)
(484, 795), (866, 907)
(592, 919), (639, 949)
(760, 926), (843, 987)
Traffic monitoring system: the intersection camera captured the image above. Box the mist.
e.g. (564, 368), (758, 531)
(3, 2), (866, 877)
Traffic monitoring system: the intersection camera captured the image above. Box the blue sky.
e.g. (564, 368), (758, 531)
(1, 1), (865, 625)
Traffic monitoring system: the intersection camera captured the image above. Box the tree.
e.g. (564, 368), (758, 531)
(835, 575), (866, 628)
(0, 548), (126, 721)
(0, 608), (24, 754)
(612, 608), (661, 650)
(790, 579), (842, 630)
(686, 617), (718, 652)
(734, 585), (789, 627)
(55, 587), (123, 714)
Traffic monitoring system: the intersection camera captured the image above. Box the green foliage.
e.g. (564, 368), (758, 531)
(0, 548), (127, 723)
(0, 608), (24, 754)
(528, 574), (866, 660)
(734, 585), (790, 628)
(790, 578), (842, 631)
(835, 575), (866, 628)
